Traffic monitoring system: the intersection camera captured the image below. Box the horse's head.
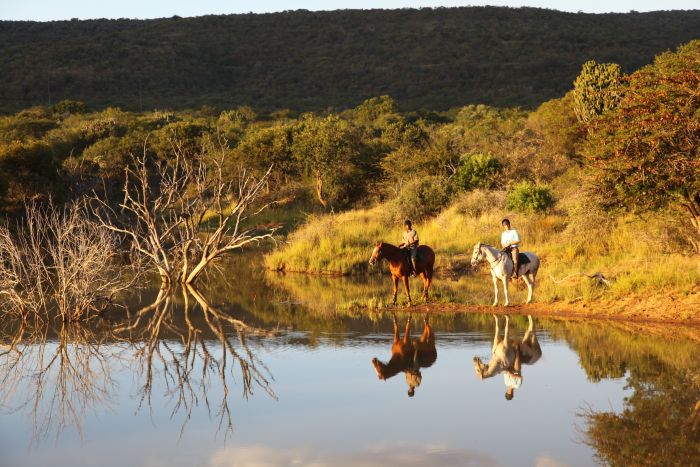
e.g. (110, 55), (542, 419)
(371, 357), (386, 380)
(473, 356), (485, 379)
(471, 243), (483, 267)
(369, 241), (383, 265)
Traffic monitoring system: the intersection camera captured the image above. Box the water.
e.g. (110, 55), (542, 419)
(1, 256), (699, 467)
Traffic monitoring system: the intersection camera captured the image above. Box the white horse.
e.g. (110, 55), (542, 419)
(471, 242), (540, 306)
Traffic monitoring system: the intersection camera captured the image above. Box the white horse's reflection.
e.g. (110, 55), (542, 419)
(473, 314), (542, 400)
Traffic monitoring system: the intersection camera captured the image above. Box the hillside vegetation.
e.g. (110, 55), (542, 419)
(0, 37), (697, 314)
(1, 7), (700, 112)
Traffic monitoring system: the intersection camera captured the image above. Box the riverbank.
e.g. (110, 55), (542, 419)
(387, 288), (700, 327)
(264, 190), (699, 324)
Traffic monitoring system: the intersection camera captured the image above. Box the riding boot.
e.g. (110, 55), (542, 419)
(513, 258), (519, 279)
(411, 260), (417, 277)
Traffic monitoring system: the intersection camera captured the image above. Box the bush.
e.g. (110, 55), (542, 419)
(392, 176), (452, 221)
(505, 181), (555, 213)
(453, 189), (506, 217)
(52, 100), (88, 115)
(454, 152), (501, 191)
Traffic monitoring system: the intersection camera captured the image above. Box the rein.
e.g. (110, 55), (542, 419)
(478, 246), (505, 272)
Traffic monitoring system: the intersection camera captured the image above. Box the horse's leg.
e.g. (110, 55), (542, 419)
(502, 275), (510, 307)
(420, 272), (429, 302)
(523, 314), (534, 342)
(422, 265), (433, 302)
(392, 312), (399, 343)
(491, 273), (499, 306)
(403, 313), (412, 342)
(402, 275), (412, 306)
(392, 275), (399, 305)
(492, 314), (500, 352)
(522, 273), (534, 304)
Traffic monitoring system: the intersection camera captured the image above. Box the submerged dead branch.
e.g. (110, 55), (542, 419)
(0, 200), (141, 322)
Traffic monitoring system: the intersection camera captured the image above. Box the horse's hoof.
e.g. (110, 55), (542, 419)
(492, 303), (498, 307)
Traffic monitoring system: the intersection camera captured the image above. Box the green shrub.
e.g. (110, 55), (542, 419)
(505, 181), (554, 213)
(52, 100), (88, 115)
(454, 152), (501, 191)
(392, 176), (452, 221)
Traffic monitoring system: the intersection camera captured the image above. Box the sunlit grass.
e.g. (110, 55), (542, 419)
(265, 191), (700, 306)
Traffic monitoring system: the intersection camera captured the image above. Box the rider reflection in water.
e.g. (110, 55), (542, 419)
(504, 346), (522, 400)
(371, 313), (436, 397)
(473, 315), (541, 402)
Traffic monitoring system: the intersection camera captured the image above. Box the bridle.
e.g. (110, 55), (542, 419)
(370, 245), (383, 264)
(473, 244), (505, 271)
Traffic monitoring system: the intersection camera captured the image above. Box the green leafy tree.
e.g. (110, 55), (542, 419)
(291, 114), (360, 209)
(234, 124), (296, 185)
(572, 60), (624, 124)
(393, 175), (452, 221)
(51, 100), (88, 115)
(505, 181), (554, 213)
(582, 40), (700, 251)
(454, 152), (502, 191)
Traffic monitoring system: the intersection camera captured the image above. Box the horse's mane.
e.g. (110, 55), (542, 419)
(379, 242), (401, 252)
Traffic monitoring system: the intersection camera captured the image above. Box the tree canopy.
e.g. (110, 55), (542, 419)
(582, 40), (700, 250)
(1, 7), (699, 113)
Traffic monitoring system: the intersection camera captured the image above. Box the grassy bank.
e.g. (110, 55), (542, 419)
(265, 190), (700, 307)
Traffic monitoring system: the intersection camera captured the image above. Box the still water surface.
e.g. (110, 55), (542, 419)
(1, 257), (699, 467)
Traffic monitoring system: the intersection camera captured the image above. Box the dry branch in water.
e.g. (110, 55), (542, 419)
(90, 139), (277, 287)
(549, 272), (610, 286)
(0, 200), (139, 322)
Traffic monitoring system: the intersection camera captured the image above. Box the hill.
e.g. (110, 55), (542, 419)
(1, 7), (699, 113)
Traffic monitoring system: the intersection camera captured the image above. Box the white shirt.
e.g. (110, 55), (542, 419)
(501, 229), (521, 248)
(504, 372), (523, 389)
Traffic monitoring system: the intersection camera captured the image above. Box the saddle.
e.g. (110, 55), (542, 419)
(404, 248), (420, 273)
(502, 247), (530, 266)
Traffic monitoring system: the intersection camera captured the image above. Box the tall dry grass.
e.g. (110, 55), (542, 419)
(265, 190), (700, 304)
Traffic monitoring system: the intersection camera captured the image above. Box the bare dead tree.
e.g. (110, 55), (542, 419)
(90, 138), (277, 288)
(0, 200), (140, 322)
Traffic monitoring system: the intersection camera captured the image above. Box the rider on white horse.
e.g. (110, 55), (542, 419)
(500, 218), (521, 278)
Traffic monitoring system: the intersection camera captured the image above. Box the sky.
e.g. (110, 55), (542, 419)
(1, 0), (698, 21)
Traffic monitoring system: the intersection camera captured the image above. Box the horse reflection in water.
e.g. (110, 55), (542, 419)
(473, 314), (542, 401)
(371, 313), (437, 397)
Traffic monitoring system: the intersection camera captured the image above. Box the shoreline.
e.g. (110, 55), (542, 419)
(375, 291), (700, 327)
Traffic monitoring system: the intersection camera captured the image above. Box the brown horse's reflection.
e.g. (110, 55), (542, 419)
(371, 313), (437, 397)
(473, 314), (542, 401)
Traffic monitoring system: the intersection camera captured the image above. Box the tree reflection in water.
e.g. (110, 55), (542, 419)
(0, 319), (121, 443)
(0, 285), (276, 443)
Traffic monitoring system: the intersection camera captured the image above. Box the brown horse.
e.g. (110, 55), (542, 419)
(371, 313), (437, 397)
(369, 241), (435, 305)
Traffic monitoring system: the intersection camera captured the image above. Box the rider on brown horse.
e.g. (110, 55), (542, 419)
(399, 219), (419, 276)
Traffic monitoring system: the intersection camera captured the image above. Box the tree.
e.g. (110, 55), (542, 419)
(582, 41), (700, 251)
(572, 60), (624, 124)
(91, 139), (277, 286)
(505, 181), (555, 213)
(454, 152), (502, 191)
(291, 114), (360, 209)
(233, 124), (296, 185)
